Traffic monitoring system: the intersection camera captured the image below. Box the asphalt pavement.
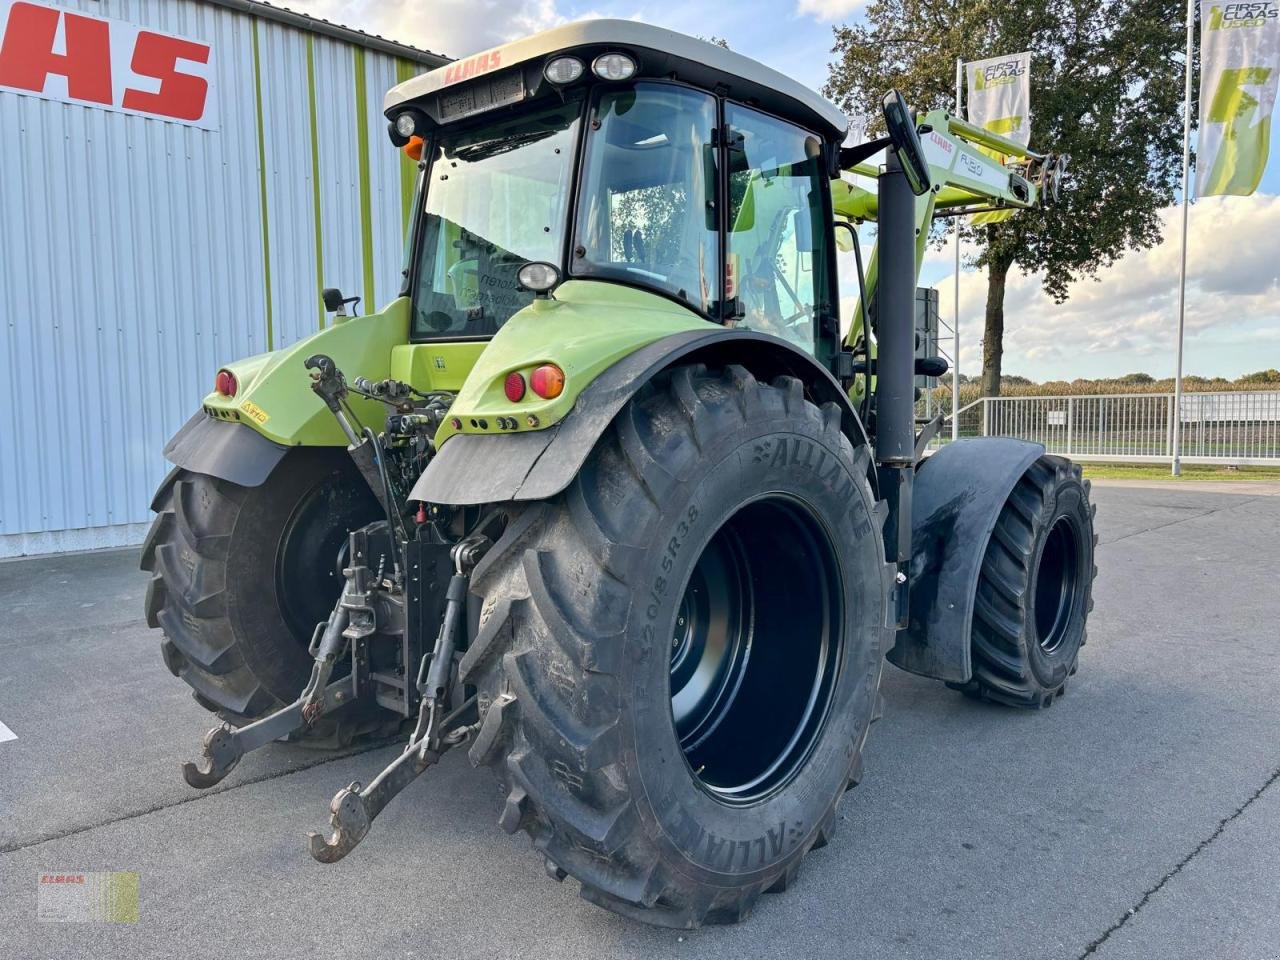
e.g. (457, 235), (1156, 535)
(1, 482), (1278, 959)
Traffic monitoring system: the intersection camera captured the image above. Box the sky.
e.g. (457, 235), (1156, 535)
(291, 0), (1280, 382)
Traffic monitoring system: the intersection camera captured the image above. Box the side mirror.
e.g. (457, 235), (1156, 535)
(322, 287), (361, 318)
(881, 90), (931, 196)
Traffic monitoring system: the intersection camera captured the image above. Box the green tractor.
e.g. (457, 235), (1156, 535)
(143, 21), (1093, 926)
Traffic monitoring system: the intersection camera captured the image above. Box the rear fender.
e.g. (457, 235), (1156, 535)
(411, 329), (869, 506)
(888, 437), (1045, 683)
(160, 412), (290, 489)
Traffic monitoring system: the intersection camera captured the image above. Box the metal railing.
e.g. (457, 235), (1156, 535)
(926, 391), (1280, 466)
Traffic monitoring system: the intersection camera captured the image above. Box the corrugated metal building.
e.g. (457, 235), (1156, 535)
(0, 0), (447, 556)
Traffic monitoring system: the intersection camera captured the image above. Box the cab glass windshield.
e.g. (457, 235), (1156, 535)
(573, 84), (720, 314)
(411, 100), (580, 339)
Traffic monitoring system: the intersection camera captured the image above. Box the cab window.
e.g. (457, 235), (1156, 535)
(411, 100), (580, 339)
(573, 83), (720, 314)
(725, 104), (828, 353)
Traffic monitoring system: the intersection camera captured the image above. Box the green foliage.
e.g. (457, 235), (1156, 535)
(1239, 368), (1280, 384)
(825, 0), (1192, 301)
(927, 370), (1279, 405)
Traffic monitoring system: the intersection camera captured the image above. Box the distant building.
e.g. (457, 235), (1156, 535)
(0, 0), (447, 555)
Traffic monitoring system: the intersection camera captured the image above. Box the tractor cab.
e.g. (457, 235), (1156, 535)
(384, 21), (849, 359)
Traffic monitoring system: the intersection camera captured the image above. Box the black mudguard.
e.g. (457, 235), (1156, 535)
(411, 329), (869, 506)
(162, 412), (290, 488)
(888, 437), (1046, 684)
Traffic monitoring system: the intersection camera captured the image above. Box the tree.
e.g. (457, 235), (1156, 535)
(826, 0), (1190, 395)
(1238, 368), (1280, 385)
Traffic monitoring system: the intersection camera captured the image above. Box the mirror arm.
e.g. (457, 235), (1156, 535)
(838, 136), (893, 172)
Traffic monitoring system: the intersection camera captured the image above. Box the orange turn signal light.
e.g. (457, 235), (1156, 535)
(530, 364), (565, 400)
(403, 135), (424, 161)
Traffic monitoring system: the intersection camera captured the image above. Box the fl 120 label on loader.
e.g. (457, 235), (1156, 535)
(143, 21), (1095, 927)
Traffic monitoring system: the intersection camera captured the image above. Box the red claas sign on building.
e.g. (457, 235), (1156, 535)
(0, 0), (217, 128)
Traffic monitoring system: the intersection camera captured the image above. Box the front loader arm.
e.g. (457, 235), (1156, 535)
(834, 107), (1060, 351)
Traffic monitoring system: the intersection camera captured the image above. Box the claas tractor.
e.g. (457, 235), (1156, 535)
(142, 20), (1093, 927)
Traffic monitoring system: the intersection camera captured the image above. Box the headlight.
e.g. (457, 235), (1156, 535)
(544, 56), (584, 85)
(592, 53), (636, 81)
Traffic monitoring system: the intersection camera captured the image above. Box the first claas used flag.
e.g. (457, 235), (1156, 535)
(1197, 1), (1280, 196)
(965, 51), (1031, 223)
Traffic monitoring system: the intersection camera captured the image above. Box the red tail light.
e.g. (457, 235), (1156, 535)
(530, 364), (565, 399)
(215, 369), (238, 397)
(504, 372), (526, 402)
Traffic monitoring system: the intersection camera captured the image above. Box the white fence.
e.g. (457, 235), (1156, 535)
(934, 391), (1280, 466)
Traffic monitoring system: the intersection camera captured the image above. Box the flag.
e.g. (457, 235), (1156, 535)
(965, 52), (1031, 223)
(1197, 1), (1280, 197)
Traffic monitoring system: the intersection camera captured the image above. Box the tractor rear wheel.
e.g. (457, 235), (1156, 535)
(954, 455), (1097, 708)
(141, 447), (383, 739)
(461, 365), (893, 927)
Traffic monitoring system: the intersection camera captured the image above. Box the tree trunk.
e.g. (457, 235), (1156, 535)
(981, 255), (1013, 397)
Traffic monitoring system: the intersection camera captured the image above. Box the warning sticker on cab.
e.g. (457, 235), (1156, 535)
(239, 400), (269, 425)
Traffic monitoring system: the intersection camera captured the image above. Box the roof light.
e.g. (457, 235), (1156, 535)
(504, 372), (527, 403)
(394, 113), (418, 139)
(592, 52), (636, 81)
(215, 369), (238, 397)
(530, 364), (565, 400)
(517, 261), (560, 295)
(544, 56), (584, 85)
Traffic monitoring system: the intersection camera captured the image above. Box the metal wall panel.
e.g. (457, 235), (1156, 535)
(0, 0), (435, 556)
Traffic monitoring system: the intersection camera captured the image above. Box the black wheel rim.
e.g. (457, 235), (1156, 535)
(275, 475), (367, 648)
(1034, 516), (1081, 654)
(669, 496), (843, 805)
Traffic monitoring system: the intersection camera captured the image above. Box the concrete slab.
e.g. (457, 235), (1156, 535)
(0, 485), (1276, 959)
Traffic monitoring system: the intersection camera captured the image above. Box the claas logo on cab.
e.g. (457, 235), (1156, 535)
(0, 0), (216, 128)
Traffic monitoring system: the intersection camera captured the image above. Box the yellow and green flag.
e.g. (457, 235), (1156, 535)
(1197, 1), (1280, 197)
(965, 52), (1031, 223)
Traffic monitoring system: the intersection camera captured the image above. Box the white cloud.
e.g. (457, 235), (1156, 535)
(794, 0), (869, 21)
(288, 0), (579, 59)
(924, 195), (1280, 380)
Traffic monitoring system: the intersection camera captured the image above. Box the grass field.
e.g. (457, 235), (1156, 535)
(1079, 462), (1280, 481)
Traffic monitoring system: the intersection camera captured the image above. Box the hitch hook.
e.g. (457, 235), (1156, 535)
(308, 535), (487, 862)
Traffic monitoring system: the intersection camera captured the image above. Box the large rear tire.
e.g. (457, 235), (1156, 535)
(953, 455), (1097, 708)
(141, 448), (382, 735)
(461, 365), (893, 927)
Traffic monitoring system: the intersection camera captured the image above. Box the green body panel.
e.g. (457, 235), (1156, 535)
(429, 280), (708, 448)
(204, 282), (706, 451)
(202, 299), (411, 446)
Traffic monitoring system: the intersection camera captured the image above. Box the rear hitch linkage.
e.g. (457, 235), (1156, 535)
(307, 534), (489, 863)
(181, 526), (389, 788)
(181, 583), (359, 788)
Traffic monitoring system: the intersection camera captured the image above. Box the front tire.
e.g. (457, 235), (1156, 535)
(461, 365), (893, 926)
(955, 455), (1097, 708)
(141, 448), (381, 733)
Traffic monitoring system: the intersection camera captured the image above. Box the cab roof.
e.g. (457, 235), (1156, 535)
(384, 19), (849, 141)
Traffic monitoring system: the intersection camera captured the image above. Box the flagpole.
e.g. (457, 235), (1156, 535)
(952, 56), (962, 441)
(1172, 0), (1194, 477)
